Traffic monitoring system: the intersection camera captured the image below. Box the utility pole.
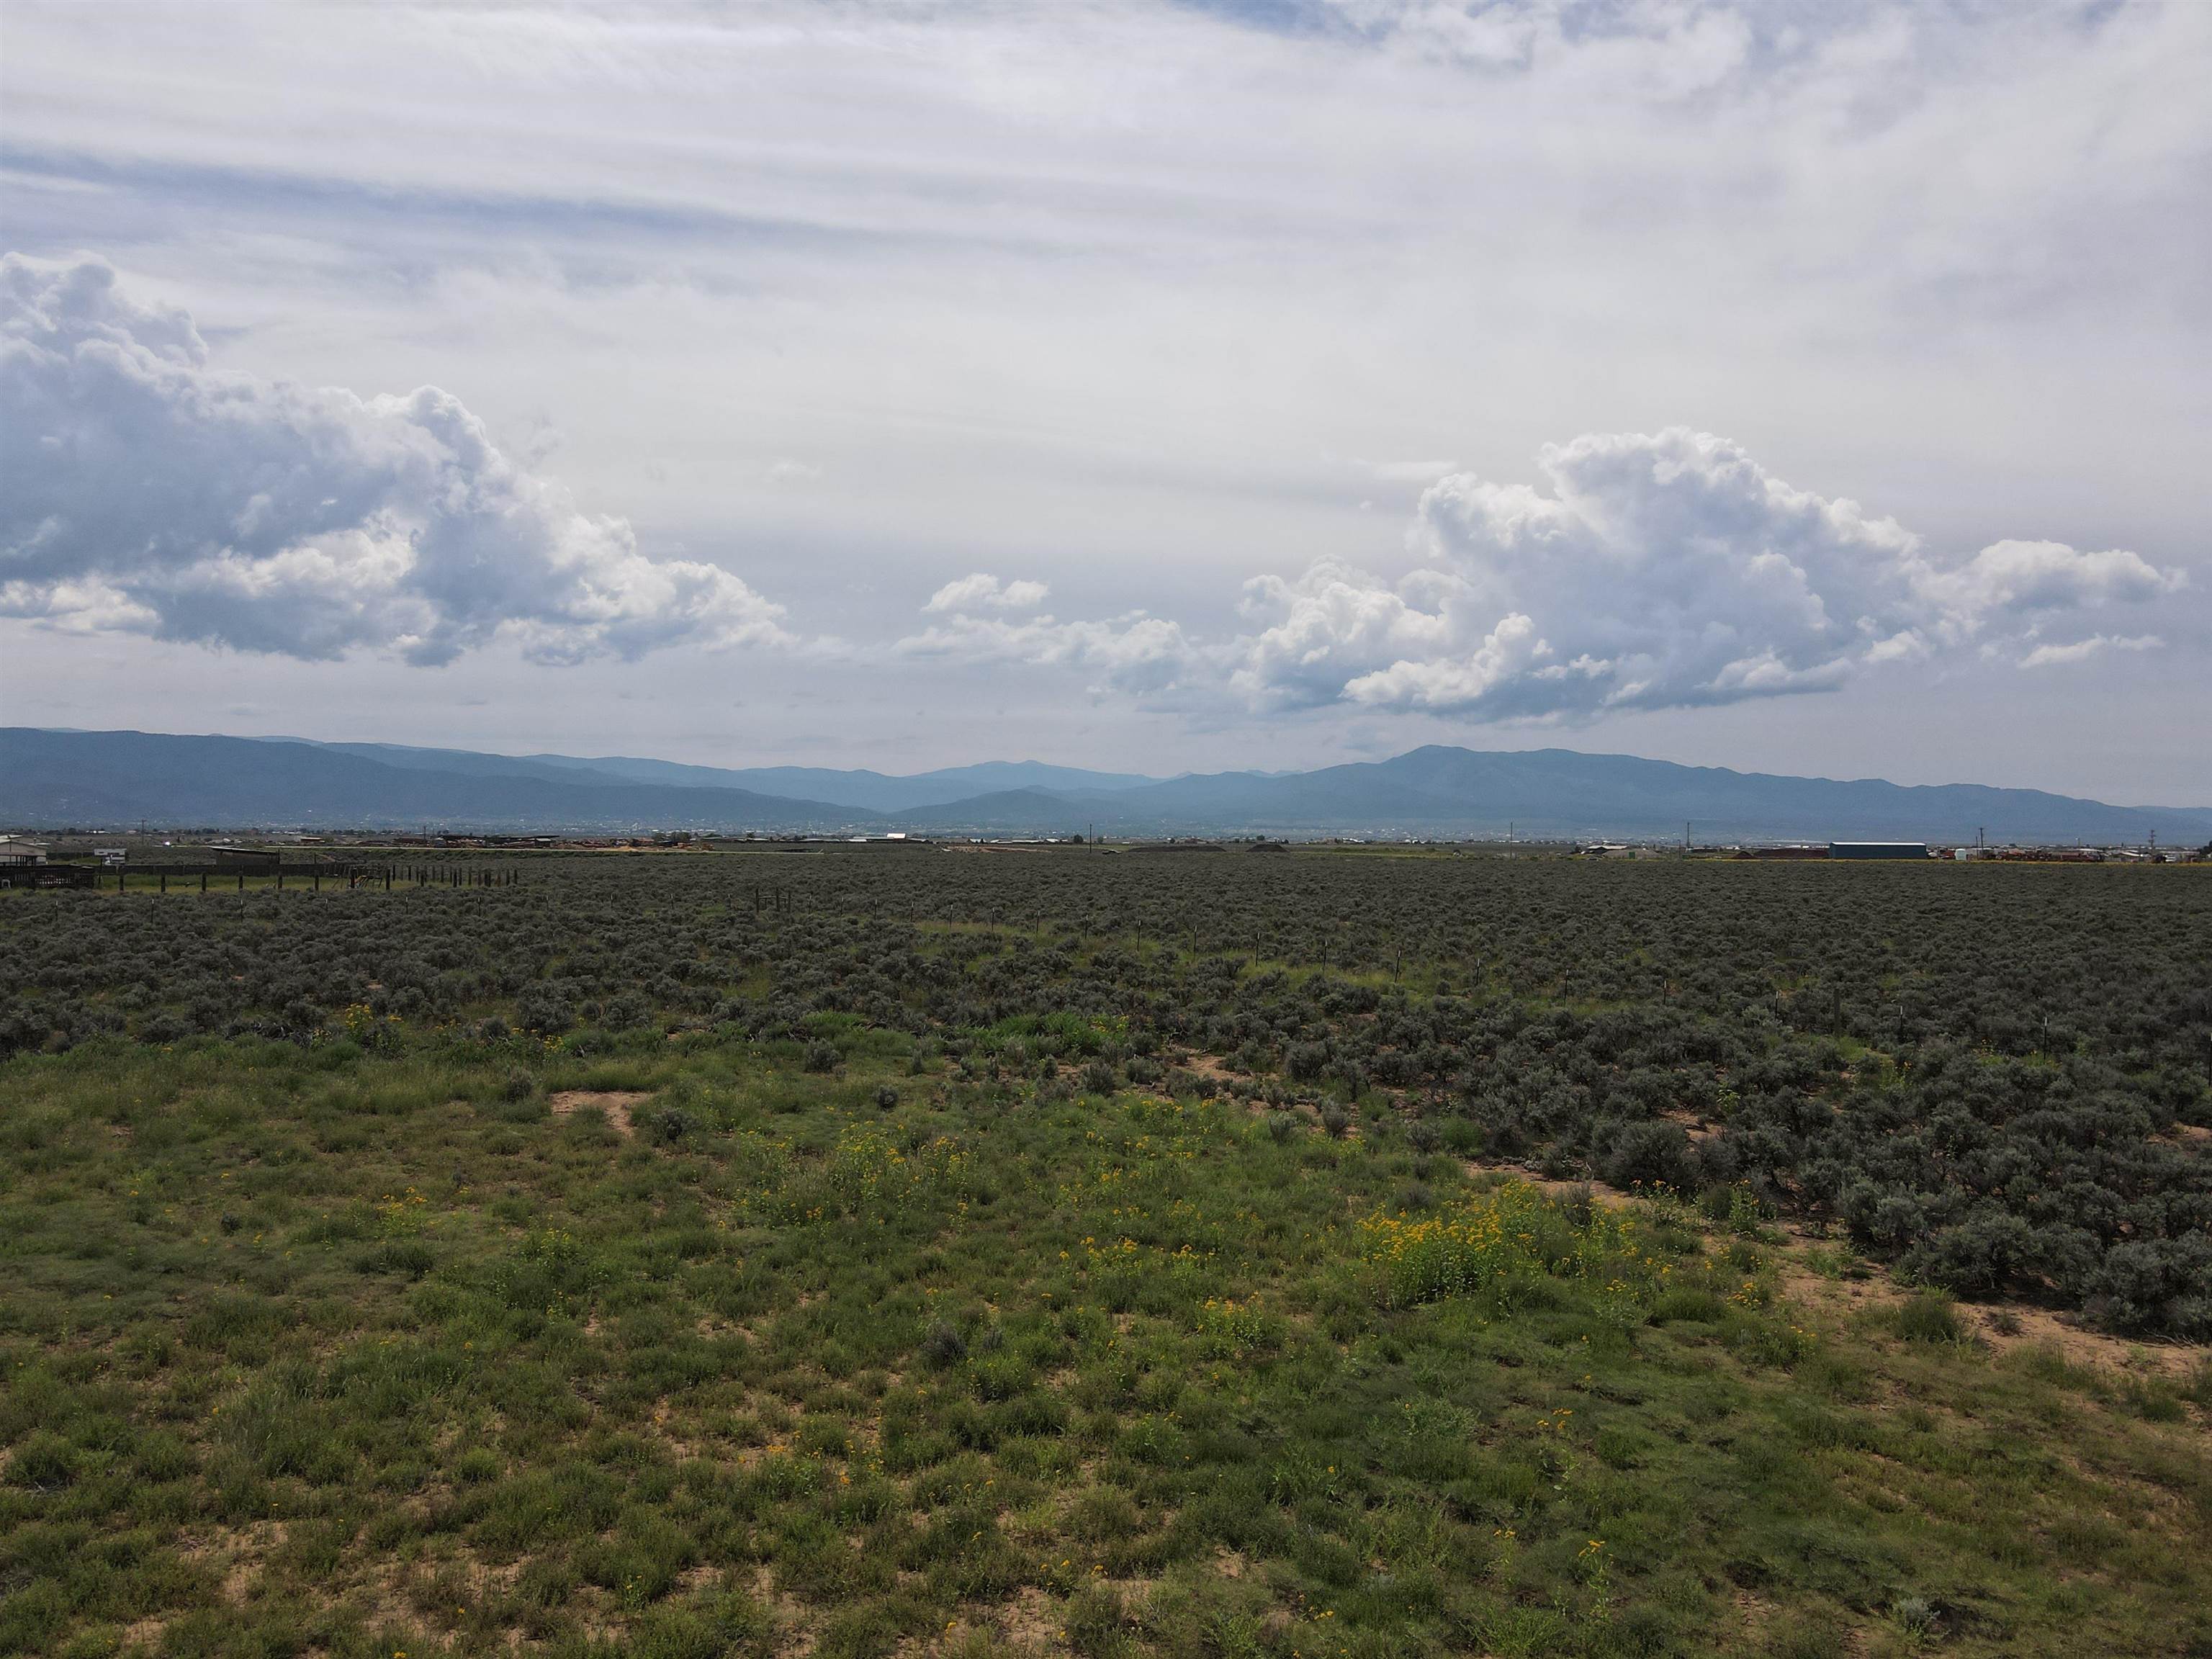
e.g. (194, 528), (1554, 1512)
(1684, 821), (1691, 855)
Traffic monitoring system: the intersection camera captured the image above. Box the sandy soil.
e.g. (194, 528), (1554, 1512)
(547, 1089), (650, 1137)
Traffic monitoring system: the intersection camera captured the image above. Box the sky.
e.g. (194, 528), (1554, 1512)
(1, 0), (2206, 803)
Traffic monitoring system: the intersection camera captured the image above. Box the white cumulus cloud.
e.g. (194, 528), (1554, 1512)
(924, 572), (1050, 613)
(2018, 632), (2164, 670)
(1230, 429), (2187, 717)
(1918, 539), (2182, 618)
(899, 574), (1196, 698)
(0, 255), (791, 665)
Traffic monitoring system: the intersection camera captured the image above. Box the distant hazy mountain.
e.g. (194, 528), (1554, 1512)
(917, 746), (2211, 843)
(3, 729), (879, 833)
(6, 729), (2206, 844)
(284, 739), (1164, 811)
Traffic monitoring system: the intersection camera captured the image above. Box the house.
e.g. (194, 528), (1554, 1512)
(0, 838), (48, 867)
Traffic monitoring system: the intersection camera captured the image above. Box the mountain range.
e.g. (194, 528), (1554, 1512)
(4, 727), (2206, 845)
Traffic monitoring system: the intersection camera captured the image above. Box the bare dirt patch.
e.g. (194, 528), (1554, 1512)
(1767, 1231), (1907, 1323)
(750, 1565), (817, 1658)
(1766, 1225), (2209, 1379)
(1659, 1105), (1722, 1143)
(1448, 1176), (2208, 1381)
(1177, 1051), (1240, 1089)
(997, 1585), (1061, 1650)
(1966, 1302), (2207, 1378)
(1464, 1160), (1637, 1208)
(649, 1398), (707, 1462)
(179, 1519), (287, 1606)
(548, 1089), (649, 1137)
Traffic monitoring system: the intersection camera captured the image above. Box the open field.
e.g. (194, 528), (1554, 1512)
(2, 850), (2208, 1657)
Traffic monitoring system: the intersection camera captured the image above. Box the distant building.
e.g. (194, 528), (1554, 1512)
(1830, 842), (1930, 860)
(211, 843), (280, 870)
(0, 838), (47, 867)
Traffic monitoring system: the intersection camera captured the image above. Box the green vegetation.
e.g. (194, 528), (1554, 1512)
(1, 850), (2208, 1655)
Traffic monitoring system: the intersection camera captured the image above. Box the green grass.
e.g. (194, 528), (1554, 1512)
(1, 1028), (2208, 1658)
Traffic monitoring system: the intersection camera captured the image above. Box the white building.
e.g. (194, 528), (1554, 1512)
(0, 838), (48, 866)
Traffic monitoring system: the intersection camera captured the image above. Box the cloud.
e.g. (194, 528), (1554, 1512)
(878, 433), (2188, 722)
(8, 270), (2179, 735)
(0, 254), (790, 665)
(1230, 429), (2188, 717)
(2018, 633), (2163, 670)
(924, 572), (1049, 613)
(1229, 559), (1465, 709)
(900, 574), (1196, 697)
(1919, 540), (2182, 617)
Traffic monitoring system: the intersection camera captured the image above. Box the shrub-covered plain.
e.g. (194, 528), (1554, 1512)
(1, 849), (2207, 1656)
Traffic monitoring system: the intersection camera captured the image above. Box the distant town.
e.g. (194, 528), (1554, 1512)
(4, 827), (2203, 891)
